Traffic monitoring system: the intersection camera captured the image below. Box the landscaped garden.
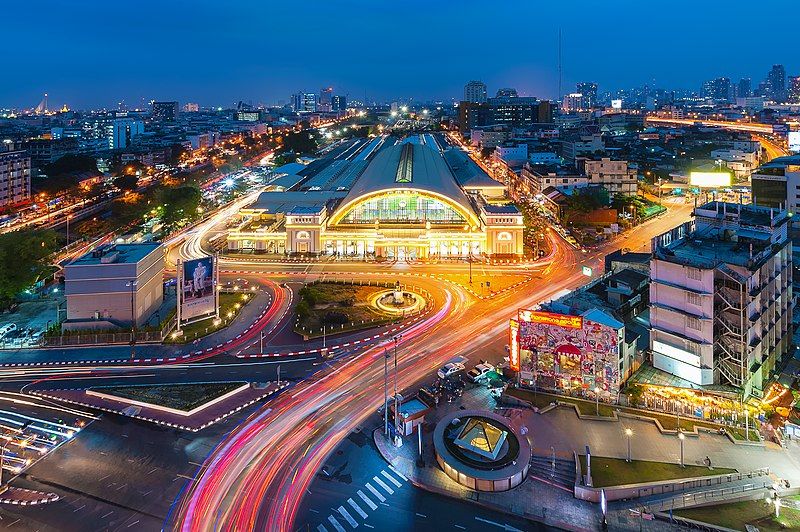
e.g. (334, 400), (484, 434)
(166, 291), (254, 343)
(94, 381), (246, 412)
(294, 280), (398, 337)
(578, 455), (735, 488)
(675, 496), (800, 531)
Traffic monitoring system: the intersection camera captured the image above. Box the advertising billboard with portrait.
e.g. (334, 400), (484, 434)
(514, 309), (620, 395)
(180, 256), (216, 322)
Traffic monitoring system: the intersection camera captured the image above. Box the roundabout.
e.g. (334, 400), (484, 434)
(434, 409), (531, 492)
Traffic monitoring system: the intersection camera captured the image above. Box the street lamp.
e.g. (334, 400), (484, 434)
(392, 334), (402, 442)
(594, 386), (600, 416)
(384, 348), (390, 436)
(126, 280), (138, 359)
(678, 431), (685, 467)
(625, 428), (633, 463)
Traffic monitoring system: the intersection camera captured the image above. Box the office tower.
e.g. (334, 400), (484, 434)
(319, 87), (333, 112)
(463, 81), (487, 103)
(737, 78), (751, 98)
(332, 95), (347, 112)
(767, 64), (787, 101)
(788, 76), (800, 104)
(702, 78), (732, 102)
(576, 82), (598, 108)
(151, 101), (179, 121)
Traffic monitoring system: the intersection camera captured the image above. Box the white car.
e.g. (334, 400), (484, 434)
(0, 323), (16, 339)
(437, 362), (465, 380)
(467, 362), (496, 382)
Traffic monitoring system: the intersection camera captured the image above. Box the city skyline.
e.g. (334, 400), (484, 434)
(3, 0), (799, 109)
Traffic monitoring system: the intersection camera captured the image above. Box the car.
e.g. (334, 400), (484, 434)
(437, 362), (465, 380)
(0, 323), (17, 339)
(467, 362), (495, 382)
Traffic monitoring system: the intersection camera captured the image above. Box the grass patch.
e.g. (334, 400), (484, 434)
(507, 388), (759, 440)
(440, 273), (530, 294)
(95, 382), (245, 412)
(166, 291), (254, 343)
(294, 281), (395, 337)
(675, 496), (800, 531)
(579, 455), (736, 488)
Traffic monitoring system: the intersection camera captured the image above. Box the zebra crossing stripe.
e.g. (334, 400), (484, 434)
(388, 465), (408, 481)
(365, 483), (385, 502)
(381, 470), (402, 487)
(357, 490), (377, 511)
(316, 525), (329, 532)
(347, 498), (368, 519)
(327, 515), (346, 532)
(372, 476), (394, 495)
(337, 506), (358, 528)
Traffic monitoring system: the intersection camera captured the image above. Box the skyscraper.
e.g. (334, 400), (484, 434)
(332, 95), (347, 112)
(767, 64), (786, 101)
(151, 101), (179, 121)
(737, 78), (751, 98)
(463, 81), (487, 103)
(788, 76), (800, 104)
(319, 87), (333, 112)
(576, 82), (598, 108)
(495, 88), (517, 98)
(702, 78), (732, 102)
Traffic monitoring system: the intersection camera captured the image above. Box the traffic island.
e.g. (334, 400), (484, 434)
(31, 380), (289, 432)
(672, 496), (800, 531)
(0, 487), (59, 506)
(165, 290), (256, 344)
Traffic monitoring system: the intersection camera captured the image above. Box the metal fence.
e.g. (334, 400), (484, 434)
(40, 315), (177, 348)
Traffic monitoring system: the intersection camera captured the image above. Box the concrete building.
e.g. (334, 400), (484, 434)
(559, 132), (604, 161)
(151, 101), (179, 122)
(464, 81), (488, 103)
(64, 243), (165, 330)
(519, 162), (587, 196)
(578, 158), (637, 196)
(710, 148), (759, 179)
(649, 202), (792, 398)
(0, 150), (31, 207)
(332, 95), (347, 112)
(318, 87), (333, 112)
(492, 144), (528, 165)
(576, 82), (598, 109)
(108, 118), (144, 150)
(470, 126), (510, 149)
(228, 134), (523, 258)
(751, 155), (800, 213)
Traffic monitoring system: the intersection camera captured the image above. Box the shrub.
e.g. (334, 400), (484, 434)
(323, 311), (349, 325)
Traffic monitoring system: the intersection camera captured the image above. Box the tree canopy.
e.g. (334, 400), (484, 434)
(282, 131), (317, 155)
(0, 229), (59, 308)
(42, 154), (98, 178)
(113, 174), (139, 191)
(157, 185), (202, 231)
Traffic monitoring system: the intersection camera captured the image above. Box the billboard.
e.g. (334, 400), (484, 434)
(514, 309), (620, 394)
(689, 171), (732, 188)
(611, 99), (622, 109)
(509, 319), (520, 371)
(180, 256), (217, 322)
(789, 131), (800, 153)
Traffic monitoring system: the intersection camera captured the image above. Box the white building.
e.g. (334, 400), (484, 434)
(493, 144), (528, 165)
(107, 118), (144, 150)
(64, 243), (165, 330)
(579, 158), (637, 195)
(710, 148), (759, 179)
(0, 149), (31, 208)
(649, 202), (792, 398)
(464, 81), (488, 103)
(528, 152), (562, 165)
(751, 155), (800, 214)
(470, 127), (510, 149)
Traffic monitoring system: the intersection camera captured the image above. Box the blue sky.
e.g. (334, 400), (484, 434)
(4, 0), (798, 109)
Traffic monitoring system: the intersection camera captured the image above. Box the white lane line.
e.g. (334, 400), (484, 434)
(327, 515), (346, 532)
(381, 470), (402, 487)
(316, 525), (329, 532)
(337, 506), (358, 528)
(388, 465), (408, 481)
(365, 483), (386, 502)
(348, 498), (368, 519)
(372, 476), (394, 495)
(474, 517), (522, 531)
(357, 490), (377, 511)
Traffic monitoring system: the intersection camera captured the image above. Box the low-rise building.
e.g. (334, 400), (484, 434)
(63, 243), (165, 330)
(579, 157), (638, 196)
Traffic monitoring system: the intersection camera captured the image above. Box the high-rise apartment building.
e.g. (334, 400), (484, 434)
(332, 95), (347, 112)
(107, 118), (144, 150)
(183, 102), (199, 112)
(151, 101), (179, 122)
(0, 150), (31, 207)
(788, 76), (800, 104)
(767, 64), (787, 102)
(649, 202), (792, 397)
(319, 87), (333, 112)
(576, 82), (598, 108)
(737, 78), (752, 98)
(292, 92), (318, 113)
(702, 77), (732, 102)
(463, 81), (487, 103)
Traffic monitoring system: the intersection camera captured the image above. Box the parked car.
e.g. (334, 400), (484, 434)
(0, 323), (17, 339)
(437, 362), (465, 380)
(467, 362), (495, 382)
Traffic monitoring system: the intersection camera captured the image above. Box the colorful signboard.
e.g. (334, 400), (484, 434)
(509, 319), (520, 371)
(689, 171), (732, 188)
(513, 308), (620, 395)
(179, 255), (217, 323)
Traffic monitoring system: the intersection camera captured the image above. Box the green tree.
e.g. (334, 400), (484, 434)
(157, 185), (202, 231)
(113, 174), (139, 191)
(42, 154), (98, 177)
(282, 131), (317, 155)
(0, 230), (59, 308)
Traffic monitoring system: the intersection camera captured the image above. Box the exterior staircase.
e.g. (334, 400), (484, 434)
(528, 454), (576, 492)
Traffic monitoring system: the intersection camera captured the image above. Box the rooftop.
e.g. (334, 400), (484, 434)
(69, 243), (162, 267)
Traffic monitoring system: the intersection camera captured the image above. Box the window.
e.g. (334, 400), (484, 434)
(687, 292), (701, 306)
(687, 267), (702, 281)
(686, 316), (701, 330)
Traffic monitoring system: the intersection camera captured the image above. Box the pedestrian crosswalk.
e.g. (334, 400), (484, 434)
(316, 467), (406, 531)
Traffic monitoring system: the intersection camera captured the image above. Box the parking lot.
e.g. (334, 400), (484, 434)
(0, 298), (61, 349)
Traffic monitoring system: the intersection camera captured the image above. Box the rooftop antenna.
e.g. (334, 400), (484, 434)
(557, 29), (562, 102)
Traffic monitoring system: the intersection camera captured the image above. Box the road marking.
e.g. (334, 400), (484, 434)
(357, 490), (377, 510)
(381, 470), (402, 487)
(365, 483), (385, 502)
(416, 513), (427, 518)
(372, 476), (394, 495)
(388, 465), (408, 481)
(348, 498), (368, 519)
(100, 511), (114, 519)
(337, 506), (358, 528)
(363, 525), (374, 529)
(454, 526), (466, 530)
(72, 504), (86, 512)
(316, 525), (329, 532)
(126, 520), (140, 528)
(474, 517), (522, 531)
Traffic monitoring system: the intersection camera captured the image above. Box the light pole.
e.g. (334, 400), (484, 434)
(678, 431), (685, 467)
(625, 428), (633, 463)
(393, 334), (402, 440)
(468, 253), (473, 285)
(126, 280), (138, 359)
(65, 214), (71, 246)
(384, 349), (390, 436)
(594, 386), (600, 416)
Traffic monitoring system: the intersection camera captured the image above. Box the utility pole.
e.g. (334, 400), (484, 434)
(468, 253), (473, 284)
(384, 349), (390, 435)
(393, 334), (402, 441)
(277, 364), (281, 386)
(127, 280), (138, 359)
(260, 330), (264, 354)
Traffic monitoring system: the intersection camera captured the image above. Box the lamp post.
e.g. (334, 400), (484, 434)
(678, 431), (685, 467)
(594, 386), (600, 416)
(384, 349), (390, 436)
(126, 280), (138, 359)
(625, 428), (633, 463)
(468, 253), (473, 285)
(393, 334), (402, 441)
(65, 214), (71, 246)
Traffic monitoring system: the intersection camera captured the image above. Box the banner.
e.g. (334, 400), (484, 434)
(180, 256), (216, 322)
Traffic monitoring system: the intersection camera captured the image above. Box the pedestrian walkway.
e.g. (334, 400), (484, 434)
(314, 466), (408, 531)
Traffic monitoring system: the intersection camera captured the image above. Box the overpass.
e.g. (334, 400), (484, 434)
(645, 115), (775, 134)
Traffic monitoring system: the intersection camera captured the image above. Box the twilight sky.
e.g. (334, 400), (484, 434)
(4, 0), (798, 109)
